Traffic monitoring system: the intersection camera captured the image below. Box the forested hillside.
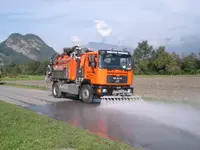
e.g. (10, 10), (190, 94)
(133, 40), (200, 75)
(0, 33), (56, 65)
(2, 40), (200, 77)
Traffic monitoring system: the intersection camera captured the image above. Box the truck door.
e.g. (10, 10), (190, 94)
(85, 54), (97, 82)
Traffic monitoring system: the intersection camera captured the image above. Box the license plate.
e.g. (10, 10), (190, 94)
(112, 89), (127, 95)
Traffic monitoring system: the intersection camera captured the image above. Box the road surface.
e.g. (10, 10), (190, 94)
(1, 85), (200, 150)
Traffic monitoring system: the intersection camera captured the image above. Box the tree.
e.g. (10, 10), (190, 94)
(165, 52), (182, 75)
(35, 59), (49, 75)
(133, 40), (153, 65)
(133, 40), (154, 74)
(26, 60), (41, 75)
(198, 52), (200, 69)
(138, 59), (151, 74)
(4, 63), (21, 77)
(152, 46), (171, 74)
(182, 52), (198, 74)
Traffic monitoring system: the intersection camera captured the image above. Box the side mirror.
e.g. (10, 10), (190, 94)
(89, 55), (95, 62)
(89, 55), (96, 68)
(91, 62), (96, 67)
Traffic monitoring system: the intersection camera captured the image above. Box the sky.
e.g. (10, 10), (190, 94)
(0, 0), (200, 52)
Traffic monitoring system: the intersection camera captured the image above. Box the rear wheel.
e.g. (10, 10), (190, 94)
(52, 82), (62, 98)
(80, 84), (93, 103)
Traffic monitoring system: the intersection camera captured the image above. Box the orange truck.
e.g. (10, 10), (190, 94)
(45, 46), (141, 104)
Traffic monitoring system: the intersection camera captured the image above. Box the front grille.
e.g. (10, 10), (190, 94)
(106, 75), (128, 83)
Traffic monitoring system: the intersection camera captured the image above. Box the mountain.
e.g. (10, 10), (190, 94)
(85, 35), (200, 56)
(0, 33), (56, 65)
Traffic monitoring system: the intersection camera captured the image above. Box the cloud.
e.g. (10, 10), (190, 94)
(1, 0), (200, 50)
(94, 20), (112, 37)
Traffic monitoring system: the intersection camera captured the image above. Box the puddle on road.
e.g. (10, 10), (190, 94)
(29, 100), (200, 150)
(101, 99), (200, 137)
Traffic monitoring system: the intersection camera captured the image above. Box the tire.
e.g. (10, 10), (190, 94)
(52, 82), (62, 98)
(80, 84), (93, 103)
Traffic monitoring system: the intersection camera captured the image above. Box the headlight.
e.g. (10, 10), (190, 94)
(102, 89), (107, 93)
(127, 89), (132, 93)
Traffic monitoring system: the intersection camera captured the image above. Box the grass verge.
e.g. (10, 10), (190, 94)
(0, 101), (136, 150)
(1, 82), (48, 90)
(1, 75), (44, 81)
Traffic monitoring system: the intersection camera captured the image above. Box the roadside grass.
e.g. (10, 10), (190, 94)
(1, 82), (48, 90)
(0, 101), (136, 150)
(1, 75), (44, 81)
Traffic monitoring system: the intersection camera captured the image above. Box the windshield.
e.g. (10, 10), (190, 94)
(98, 51), (132, 70)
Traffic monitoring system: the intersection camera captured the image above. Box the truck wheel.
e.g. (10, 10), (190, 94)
(80, 84), (93, 103)
(52, 82), (62, 98)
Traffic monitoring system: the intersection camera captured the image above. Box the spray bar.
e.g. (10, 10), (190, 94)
(100, 95), (143, 101)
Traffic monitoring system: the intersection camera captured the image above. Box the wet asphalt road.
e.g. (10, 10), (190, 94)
(1, 85), (200, 150)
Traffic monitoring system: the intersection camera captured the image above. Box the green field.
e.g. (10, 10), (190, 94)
(0, 101), (136, 150)
(1, 75), (44, 81)
(2, 82), (48, 90)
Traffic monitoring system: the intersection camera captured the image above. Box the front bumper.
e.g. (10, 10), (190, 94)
(93, 85), (134, 97)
